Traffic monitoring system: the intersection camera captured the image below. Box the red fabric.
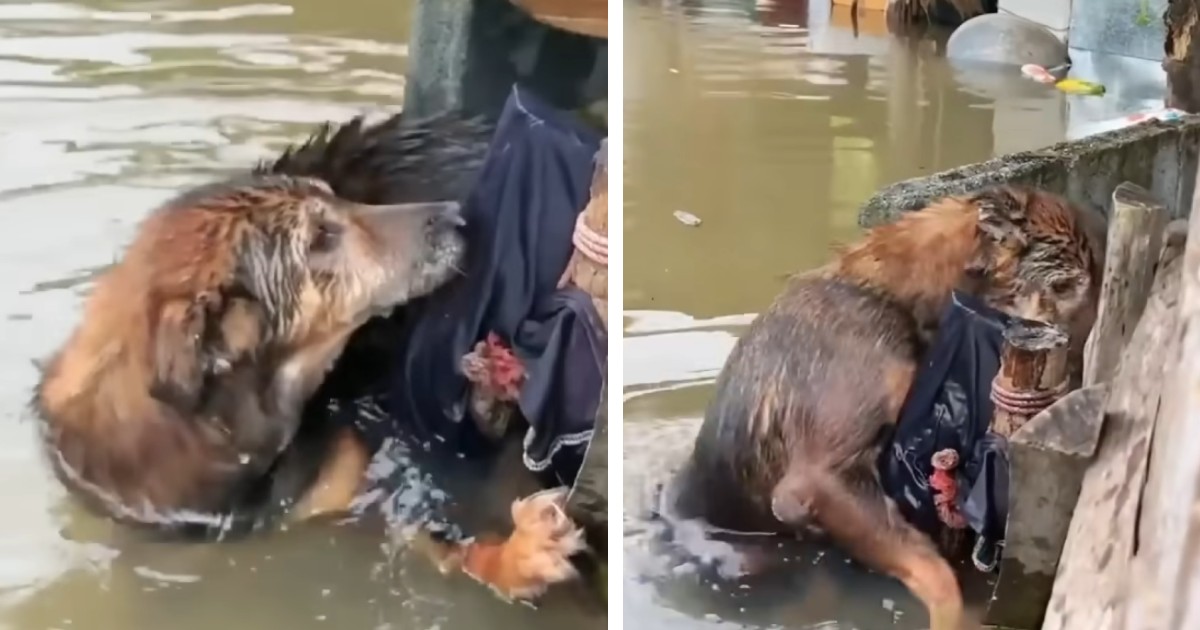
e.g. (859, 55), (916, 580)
(462, 332), (526, 402)
(930, 448), (967, 529)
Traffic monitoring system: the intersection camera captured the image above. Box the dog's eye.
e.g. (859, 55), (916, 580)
(1050, 278), (1074, 295)
(310, 221), (343, 253)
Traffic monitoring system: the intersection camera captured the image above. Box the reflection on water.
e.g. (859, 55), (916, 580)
(0, 1), (603, 629)
(622, 0), (1066, 627)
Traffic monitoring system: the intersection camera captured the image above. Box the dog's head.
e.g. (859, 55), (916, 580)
(132, 174), (465, 413)
(966, 187), (1103, 336)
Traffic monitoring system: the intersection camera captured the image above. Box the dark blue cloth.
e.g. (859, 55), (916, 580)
(879, 291), (1013, 569)
(388, 86), (605, 486)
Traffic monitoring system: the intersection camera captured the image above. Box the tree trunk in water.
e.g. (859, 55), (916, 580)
(1165, 0), (1200, 113)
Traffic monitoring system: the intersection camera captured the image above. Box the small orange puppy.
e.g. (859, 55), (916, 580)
(417, 487), (588, 601)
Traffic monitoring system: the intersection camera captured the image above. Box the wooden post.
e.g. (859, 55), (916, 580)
(563, 140), (607, 546)
(991, 321), (1070, 437)
(560, 139), (608, 328)
(1082, 182), (1168, 386)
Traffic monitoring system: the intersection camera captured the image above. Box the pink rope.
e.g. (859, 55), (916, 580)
(990, 378), (1066, 416)
(571, 211), (607, 267)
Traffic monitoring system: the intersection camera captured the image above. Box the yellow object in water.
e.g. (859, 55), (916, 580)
(1055, 79), (1106, 96)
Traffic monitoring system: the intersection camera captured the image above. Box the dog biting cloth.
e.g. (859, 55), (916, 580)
(879, 290), (1019, 571)
(389, 86), (606, 487)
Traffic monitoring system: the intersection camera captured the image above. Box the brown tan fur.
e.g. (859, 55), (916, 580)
(416, 487), (587, 601)
(671, 187), (1103, 630)
(36, 174), (466, 536)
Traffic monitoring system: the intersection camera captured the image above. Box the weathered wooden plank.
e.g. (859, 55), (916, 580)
(1118, 169), (1200, 630)
(984, 384), (1108, 629)
(1164, 0), (1200, 113)
(562, 141), (607, 548)
(1082, 182), (1168, 387)
(509, 0), (607, 39)
(1041, 226), (1185, 630)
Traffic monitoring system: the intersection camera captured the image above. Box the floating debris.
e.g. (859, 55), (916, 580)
(1020, 64), (1056, 84)
(1055, 78), (1106, 96)
(673, 210), (702, 227)
(882, 598), (896, 612)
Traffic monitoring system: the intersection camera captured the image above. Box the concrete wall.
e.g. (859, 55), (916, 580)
(859, 116), (1200, 227)
(999, 0), (1168, 60)
(1069, 0), (1168, 61)
(1001, 0), (1073, 42)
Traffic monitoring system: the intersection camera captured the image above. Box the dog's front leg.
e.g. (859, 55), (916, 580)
(288, 426), (370, 521)
(772, 465), (966, 630)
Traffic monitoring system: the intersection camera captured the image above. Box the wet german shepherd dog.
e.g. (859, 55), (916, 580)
(33, 112), (584, 598)
(35, 113), (484, 535)
(670, 188), (1104, 629)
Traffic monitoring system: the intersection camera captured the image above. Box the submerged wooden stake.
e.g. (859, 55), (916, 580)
(562, 140), (608, 549)
(560, 139), (608, 329)
(991, 321), (1071, 437)
(1082, 181), (1167, 387)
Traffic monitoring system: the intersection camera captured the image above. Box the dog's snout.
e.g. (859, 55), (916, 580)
(430, 202), (465, 228)
(354, 200), (463, 244)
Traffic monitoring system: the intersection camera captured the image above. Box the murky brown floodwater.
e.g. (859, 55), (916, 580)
(0, 2), (605, 629)
(622, 1), (1072, 628)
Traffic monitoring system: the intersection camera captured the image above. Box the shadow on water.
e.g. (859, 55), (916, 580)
(622, 0), (1071, 628)
(0, 1), (604, 629)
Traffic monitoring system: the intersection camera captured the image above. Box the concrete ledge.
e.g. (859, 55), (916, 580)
(859, 116), (1200, 226)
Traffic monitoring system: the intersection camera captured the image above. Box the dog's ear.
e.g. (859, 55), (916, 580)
(974, 188), (1029, 250)
(212, 296), (265, 368)
(149, 293), (214, 412)
(149, 292), (267, 412)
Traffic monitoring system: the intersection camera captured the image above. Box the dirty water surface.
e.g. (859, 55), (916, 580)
(623, 1), (1073, 629)
(0, 1), (604, 629)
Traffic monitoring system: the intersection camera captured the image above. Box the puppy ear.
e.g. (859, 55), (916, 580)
(149, 293), (213, 412)
(510, 495), (530, 526)
(512, 488), (571, 530)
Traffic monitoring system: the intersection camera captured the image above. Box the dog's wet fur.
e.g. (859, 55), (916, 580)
(34, 112), (494, 537)
(669, 187), (1105, 629)
(34, 110), (592, 600)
